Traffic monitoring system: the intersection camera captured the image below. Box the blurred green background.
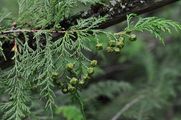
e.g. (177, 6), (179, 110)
(0, 1), (181, 120)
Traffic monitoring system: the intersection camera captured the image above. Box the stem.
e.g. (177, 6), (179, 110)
(111, 95), (144, 120)
(74, 92), (86, 120)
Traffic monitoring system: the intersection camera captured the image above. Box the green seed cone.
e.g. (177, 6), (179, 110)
(79, 80), (86, 86)
(106, 47), (114, 53)
(87, 67), (94, 75)
(114, 47), (121, 53)
(116, 41), (124, 48)
(83, 74), (90, 81)
(52, 72), (59, 79)
(62, 88), (69, 94)
(96, 43), (103, 50)
(108, 40), (116, 47)
(129, 34), (137, 41)
(90, 60), (98, 67)
(70, 77), (78, 86)
(68, 84), (76, 93)
(66, 63), (74, 71)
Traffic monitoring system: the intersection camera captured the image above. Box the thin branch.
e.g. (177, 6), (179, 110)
(1, 29), (66, 35)
(111, 95), (144, 120)
(0, 0), (178, 35)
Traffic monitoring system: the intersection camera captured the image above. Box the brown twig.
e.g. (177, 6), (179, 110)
(58, 0), (178, 29)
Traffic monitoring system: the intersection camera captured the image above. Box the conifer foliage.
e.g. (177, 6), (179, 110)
(0, 0), (180, 120)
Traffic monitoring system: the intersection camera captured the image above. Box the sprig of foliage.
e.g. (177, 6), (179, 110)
(0, 41), (31, 120)
(126, 14), (181, 44)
